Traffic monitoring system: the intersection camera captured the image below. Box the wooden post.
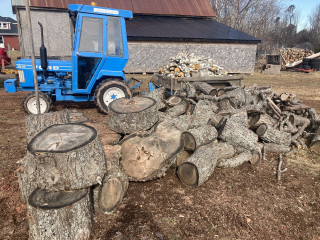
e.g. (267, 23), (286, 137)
(25, 0), (40, 114)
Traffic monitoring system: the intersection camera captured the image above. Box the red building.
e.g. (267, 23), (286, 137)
(0, 16), (19, 50)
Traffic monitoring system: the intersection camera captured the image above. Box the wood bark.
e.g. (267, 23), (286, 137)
(106, 97), (159, 134)
(145, 87), (166, 110)
(165, 96), (189, 117)
(27, 189), (92, 240)
(249, 113), (277, 130)
(263, 143), (291, 153)
(193, 100), (219, 117)
(217, 150), (252, 168)
(177, 142), (235, 187)
(182, 125), (218, 151)
(256, 123), (292, 146)
(162, 115), (210, 132)
(192, 82), (217, 96)
(25, 110), (70, 143)
(121, 121), (183, 181)
(218, 118), (260, 152)
(229, 110), (248, 128)
(27, 124), (106, 191)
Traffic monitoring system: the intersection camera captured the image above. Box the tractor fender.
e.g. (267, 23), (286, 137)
(96, 71), (127, 83)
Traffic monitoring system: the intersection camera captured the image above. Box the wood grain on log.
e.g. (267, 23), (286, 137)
(121, 122), (183, 181)
(249, 113), (277, 130)
(27, 189), (92, 240)
(27, 124), (106, 191)
(106, 97), (159, 134)
(256, 123), (292, 146)
(183, 125), (218, 151)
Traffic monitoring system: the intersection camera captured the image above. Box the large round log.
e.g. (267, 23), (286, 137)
(256, 123), (292, 146)
(27, 188), (92, 240)
(229, 110), (248, 128)
(25, 110), (70, 143)
(217, 150), (252, 168)
(183, 125), (218, 151)
(263, 143), (291, 153)
(106, 97), (159, 134)
(218, 118), (260, 152)
(193, 100), (219, 117)
(27, 124), (106, 191)
(192, 82), (217, 96)
(121, 122), (183, 181)
(177, 142), (235, 187)
(248, 113), (277, 130)
(162, 114), (210, 132)
(165, 96), (189, 117)
(86, 122), (121, 146)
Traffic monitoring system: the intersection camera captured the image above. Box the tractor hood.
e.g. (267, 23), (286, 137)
(16, 59), (72, 72)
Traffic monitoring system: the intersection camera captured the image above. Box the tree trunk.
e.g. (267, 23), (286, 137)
(27, 188), (92, 240)
(25, 110), (70, 143)
(177, 142), (235, 187)
(183, 125), (218, 151)
(162, 115), (210, 132)
(121, 121), (183, 181)
(217, 150), (252, 168)
(256, 123), (292, 146)
(106, 97), (159, 134)
(27, 124), (106, 191)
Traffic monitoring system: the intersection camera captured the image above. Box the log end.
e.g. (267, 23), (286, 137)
(256, 123), (268, 137)
(177, 162), (198, 187)
(99, 178), (125, 213)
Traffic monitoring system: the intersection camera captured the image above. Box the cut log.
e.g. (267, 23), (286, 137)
(229, 110), (248, 128)
(183, 125), (218, 151)
(192, 82), (217, 96)
(177, 142), (235, 187)
(256, 123), (292, 146)
(27, 124), (106, 191)
(145, 87), (166, 110)
(25, 110), (70, 143)
(27, 188), (92, 240)
(166, 95), (185, 107)
(193, 100), (219, 117)
(163, 115), (210, 132)
(263, 143), (291, 153)
(121, 122), (183, 181)
(218, 118), (260, 152)
(249, 113), (277, 130)
(217, 150), (252, 168)
(106, 97), (159, 134)
(68, 110), (89, 123)
(165, 96), (189, 117)
(102, 145), (122, 171)
(310, 128), (320, 153)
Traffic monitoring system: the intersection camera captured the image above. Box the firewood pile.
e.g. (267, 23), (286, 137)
(272, 48), (314, 68)
(18, 85), (320, 238)
(158, 52), (228, 78)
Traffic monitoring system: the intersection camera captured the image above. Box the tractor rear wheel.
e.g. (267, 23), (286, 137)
(94, 80), (132, 114)
(23, 92), (52, 115)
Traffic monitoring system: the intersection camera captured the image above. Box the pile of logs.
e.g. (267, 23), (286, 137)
(272, 48), (314, 68)
(158, 52), (228, 78)
(18, 82), (320, 238)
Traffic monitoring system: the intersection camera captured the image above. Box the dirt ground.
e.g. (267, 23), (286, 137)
(0, 71), (319, 240)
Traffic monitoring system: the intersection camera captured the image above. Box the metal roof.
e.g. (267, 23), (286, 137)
(13, 0), (215, 17)
(126, 16), (261, 44)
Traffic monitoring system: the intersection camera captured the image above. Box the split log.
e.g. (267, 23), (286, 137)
(177, 142), (235, 187)
(145, 87), (166, 110)
(217, 150), (252, 168)
(25, 110), (70, 143)
(192, 82), (217, 96)
(256, 123), (291, 146)
(263, 143), (291, 153)
(27, 188), (92, 240)
(27, 124), (106, 191)
(106, 97), (159, 134)
(218, 118), (260, 152)
(249, 113), (277, 130)
(121, 122), (183, 181)
(310, 128), (320, 153)
(183, 125), (218, 151)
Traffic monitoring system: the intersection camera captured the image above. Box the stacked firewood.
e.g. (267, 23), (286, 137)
(272, 48), (314, 68)
(158, 52), (228, 78)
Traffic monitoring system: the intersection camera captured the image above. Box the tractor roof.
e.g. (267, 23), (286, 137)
(68, 4), (133, 19)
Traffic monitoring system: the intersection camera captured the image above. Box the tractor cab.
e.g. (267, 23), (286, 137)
(4, 4), (136, 114)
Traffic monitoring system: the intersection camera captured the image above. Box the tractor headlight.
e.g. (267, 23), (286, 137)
(18, 70), (25, 83)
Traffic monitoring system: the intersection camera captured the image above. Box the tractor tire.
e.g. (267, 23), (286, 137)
(23, 92), (52, 115)
(94, 80), (132, 114)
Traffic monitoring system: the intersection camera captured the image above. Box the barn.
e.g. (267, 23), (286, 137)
(0, 16), (20, 50)
(11, 0), (260, 73)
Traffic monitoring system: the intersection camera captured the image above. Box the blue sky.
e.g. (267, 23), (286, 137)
(0, 0), (319, 30)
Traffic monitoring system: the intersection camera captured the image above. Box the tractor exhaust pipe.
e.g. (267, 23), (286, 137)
(38, 22), (48, 76)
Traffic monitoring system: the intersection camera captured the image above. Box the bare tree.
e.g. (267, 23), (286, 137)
(308, 4), (320, 51)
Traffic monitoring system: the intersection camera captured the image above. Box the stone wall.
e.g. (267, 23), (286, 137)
(17, 9), (73, 59)
(126, 41), (257, 74)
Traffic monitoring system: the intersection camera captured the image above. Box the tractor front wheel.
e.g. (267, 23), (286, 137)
(23, 92), (52, 115)
(94, 80), (132, 114)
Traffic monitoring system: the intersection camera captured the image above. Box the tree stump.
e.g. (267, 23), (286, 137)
(106, 97), (159, 134)
(217, 150), (252, 168)
(25, 110), (70, 143)
(27, 124), (106, 191)
(177, 142), (235, 187)
(256, 123), (292, 146)
(121, 122), (183, 181)
(27, 188), (92, 240)
(183, 125), (218, 151)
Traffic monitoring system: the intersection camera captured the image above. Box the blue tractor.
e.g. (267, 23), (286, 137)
(4, 4), (139, 114)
